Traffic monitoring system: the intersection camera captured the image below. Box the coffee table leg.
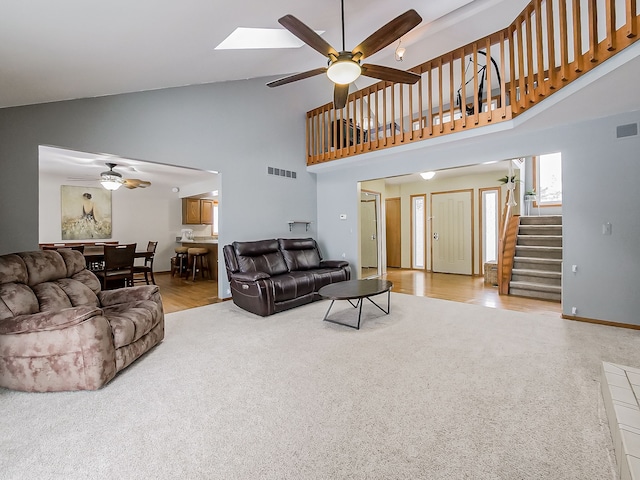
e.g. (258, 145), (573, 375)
(323, 298), (363, 330)
(366, 289), (391, 315)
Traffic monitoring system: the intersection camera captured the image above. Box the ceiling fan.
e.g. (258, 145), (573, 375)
(100, 163), (151, 191)
(266, 0), (423, 109)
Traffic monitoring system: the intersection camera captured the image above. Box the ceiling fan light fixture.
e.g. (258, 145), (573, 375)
(100, 173), (124, 191)
(100, 163), (124, 190)
(327, 59), (361, 84)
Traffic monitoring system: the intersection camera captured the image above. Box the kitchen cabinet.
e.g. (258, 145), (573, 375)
(182, 198), (213, 225)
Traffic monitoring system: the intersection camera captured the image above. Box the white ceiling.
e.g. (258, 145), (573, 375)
(0, 0), (523, 108)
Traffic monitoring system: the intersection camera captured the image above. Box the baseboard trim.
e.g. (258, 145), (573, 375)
(562, 314), (640, 330)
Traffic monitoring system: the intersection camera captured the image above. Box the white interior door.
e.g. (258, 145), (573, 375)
(431, 191), (472, 275)
(360, 199), (378, 269)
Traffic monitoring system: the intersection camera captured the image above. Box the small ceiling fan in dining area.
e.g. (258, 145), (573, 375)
(67, 163), (151, 191)
(266, 0), (423, 109)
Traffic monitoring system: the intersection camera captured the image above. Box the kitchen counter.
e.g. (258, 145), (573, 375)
(175, 237), (218, 244)
(175, 241), (218, 280)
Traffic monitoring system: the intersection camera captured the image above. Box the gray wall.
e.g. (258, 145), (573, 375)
(0, 76), (328, 297)
(314, 109), (640, 326)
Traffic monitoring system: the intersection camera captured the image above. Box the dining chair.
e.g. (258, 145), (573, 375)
(94, 243), (136, 290)
(133, 241), (158, 285)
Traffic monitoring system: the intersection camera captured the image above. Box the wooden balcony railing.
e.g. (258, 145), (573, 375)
(306, 0), (640, 165)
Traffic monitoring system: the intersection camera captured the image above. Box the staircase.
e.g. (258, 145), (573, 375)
(509, 215), (562, 302)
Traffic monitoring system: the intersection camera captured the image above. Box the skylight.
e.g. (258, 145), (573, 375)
(215, 27), (324, 50)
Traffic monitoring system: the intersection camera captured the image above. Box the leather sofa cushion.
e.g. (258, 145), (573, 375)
(278, 238), (321, 271)
(311, 268), (350, 291)
(234, 240), (288, 276)
(270, 272), (315, 302)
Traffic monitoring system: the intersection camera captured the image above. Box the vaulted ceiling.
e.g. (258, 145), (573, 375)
(0, 0), (526, 108)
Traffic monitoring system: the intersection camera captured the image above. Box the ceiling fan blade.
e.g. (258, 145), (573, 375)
(279, 15), (338, 58)
(334, 84), (349, 110)
(352, 10), (422, 60)
(266, 67), (328, 88)
(123, 179), (151, 189)
(361, 64), (421, 84)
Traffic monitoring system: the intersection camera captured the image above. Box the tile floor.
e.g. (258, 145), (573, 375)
(602, 362), (640, 480)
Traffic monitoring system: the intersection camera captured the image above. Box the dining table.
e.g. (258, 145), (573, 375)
(83, 245), (153, 270)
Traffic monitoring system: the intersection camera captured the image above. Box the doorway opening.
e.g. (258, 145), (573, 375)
(360, 190), (382, 279)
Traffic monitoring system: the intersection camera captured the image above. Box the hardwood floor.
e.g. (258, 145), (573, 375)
(153, 272), (222, 314)
(153, 268), (562, 318)
(382, 268), (562, 317)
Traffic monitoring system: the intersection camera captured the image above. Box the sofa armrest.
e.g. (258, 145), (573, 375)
(320, 260), (349, 268)
(231, 271), (271, 282)
(0, 305), (103, 335)
(98, 285), (160, 306)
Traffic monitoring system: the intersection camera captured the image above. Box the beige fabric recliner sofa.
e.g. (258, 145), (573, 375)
(0, 249), (164, 392)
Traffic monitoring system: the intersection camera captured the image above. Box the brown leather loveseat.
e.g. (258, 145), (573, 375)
(223, 238), (350, 316)
(0, 249), (164, 392)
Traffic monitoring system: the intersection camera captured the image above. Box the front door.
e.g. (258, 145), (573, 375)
(431, 190), (472, 275)
(385, 197), (401, 268)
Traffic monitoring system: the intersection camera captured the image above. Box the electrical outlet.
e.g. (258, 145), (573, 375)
(341, 253), (346, 258)
(572, 265), (577, 273)
(571, 306), (577, 315)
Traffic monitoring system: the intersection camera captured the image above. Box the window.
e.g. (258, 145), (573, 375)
(534, 153), (562, 206)
(411, 195), (426, 269)
(481, 189), (499, 265)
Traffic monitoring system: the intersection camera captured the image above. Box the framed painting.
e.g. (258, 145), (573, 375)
(61, 185), (112, 240)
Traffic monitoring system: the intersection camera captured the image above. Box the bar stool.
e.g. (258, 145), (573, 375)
(187, 247), (210, 281)
(172, 247), (189, 278)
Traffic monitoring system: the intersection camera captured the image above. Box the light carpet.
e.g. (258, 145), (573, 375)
(2, 293), (640, 480)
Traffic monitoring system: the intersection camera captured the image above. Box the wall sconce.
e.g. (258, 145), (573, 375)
(395, 39), (406, 62)
(420, 171), (436, 180)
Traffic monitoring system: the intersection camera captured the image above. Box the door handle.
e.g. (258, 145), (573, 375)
(433, 232), (439, 240)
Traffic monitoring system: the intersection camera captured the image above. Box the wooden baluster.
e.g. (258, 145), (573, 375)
(486, 38), (493, 121)
(559, 0), (569, 80)
(449, 54), (456, 130)
(525, 8), (536, 103)
(509, 26), (518, 114)
(473, 43), (480, 124)
(367, 90), (373, 151)
(546, 0), (557, 89)
(500, 30), (507, 118)
(573, 0), (584, 72)
(383, 84), (388, 146)
(535, 0), (546, 96)
(517, 19), (527, 110)
(359, 92), (364, 152)
(460, 47), (468, 126)
(588, 0), (598, 62)
(627, 0), (637, 38)
(390, 83), (396, 144)
(417, 74), (424, 138)
(605, 0), (616, 51)
(438, 57), (444, 132)
(374, 85), (379, 147)
(409, 80), (415, 140)
(321, 107), (326, 160)
(427, 63), (433, 136)
(399, 83), (405, 141)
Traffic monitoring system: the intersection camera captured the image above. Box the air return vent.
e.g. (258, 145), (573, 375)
(616, 123), (638, 139)
(267, 166), (297, 179)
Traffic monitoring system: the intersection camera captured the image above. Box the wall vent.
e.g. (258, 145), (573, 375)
(267, 166), (297, 179)
(616, 123), (638, 139)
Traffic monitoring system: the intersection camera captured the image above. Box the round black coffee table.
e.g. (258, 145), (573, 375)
(318, 279), (393, 330)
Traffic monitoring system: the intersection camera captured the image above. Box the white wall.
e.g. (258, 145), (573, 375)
(38, 172), (183, 271)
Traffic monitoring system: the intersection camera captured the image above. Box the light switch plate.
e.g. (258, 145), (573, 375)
(603, 222), (612, 235)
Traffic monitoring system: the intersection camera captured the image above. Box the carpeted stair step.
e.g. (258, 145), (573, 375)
(511, 268), (561, 286)
(513, 257), (562, 273)
(519, 215), (563, 225)
(515, 245), (563, 260)
(518, 224), (563, 236)
(516, 235), (563, 247)
(509, 281), (561, 302)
